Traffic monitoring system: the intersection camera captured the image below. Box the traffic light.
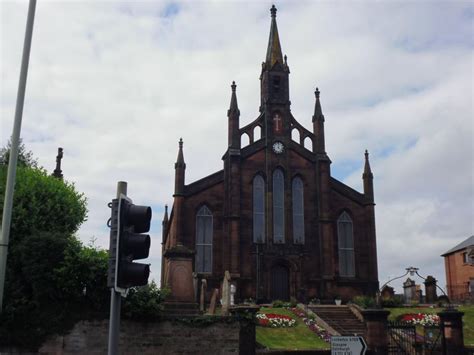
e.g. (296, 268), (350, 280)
(108, 194), (152, 294)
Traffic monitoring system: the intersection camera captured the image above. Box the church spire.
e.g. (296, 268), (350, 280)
(266, 5), (284, 67)
(228, 81), (240, 149)
(174, 138), (186, 195)
(52, 147), (63, 179)
(363, 150), (374, 201)
(312, 88), (326, 153)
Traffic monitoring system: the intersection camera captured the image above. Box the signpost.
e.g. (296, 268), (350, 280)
(331, 336), (367, 355)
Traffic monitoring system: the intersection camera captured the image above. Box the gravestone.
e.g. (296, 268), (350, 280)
(207, 288), (219, 315)
(424, 275), (438, 303)
(222, 271), (231, 316)
(381, 285), (394, 300)
(200, 279), (207, 312)
(403, 278), (416, 303)
(230, 284), (236, 306)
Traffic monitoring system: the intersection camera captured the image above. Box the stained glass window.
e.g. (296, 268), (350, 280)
(273, 169), (285, 243)
(253, 175), (265, 243)
(292, 177), (304, 244)
(338, 211), (355, 277)
(195, 205), (212, 273)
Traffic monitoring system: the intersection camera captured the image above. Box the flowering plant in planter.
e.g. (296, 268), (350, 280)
(399, 313), (440, 326)
(256, 313), (296, 328)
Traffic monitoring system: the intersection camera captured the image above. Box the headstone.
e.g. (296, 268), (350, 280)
(193, 272), (198, 303)
(200, 279), (207, 312)
(222, 271), (231, 316)
(424, 275), (438, 303)
(403, 278), (416, 303)
(415, 285), (423, 303)
(230, 284), (236, 306)
(380, 285), (394, 300)
(207, 288), (219, 315)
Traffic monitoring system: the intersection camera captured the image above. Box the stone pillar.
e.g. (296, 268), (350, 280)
(362, 309), (390, 354)
(424, 275), (438, 304)
(403, 278), (416, 303)
(438, 309), (464, 353)
(230, 305), (260, 355)
(163, 244), (196, 303)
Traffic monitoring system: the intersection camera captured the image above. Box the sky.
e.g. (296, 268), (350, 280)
(1, 1), (473, 294)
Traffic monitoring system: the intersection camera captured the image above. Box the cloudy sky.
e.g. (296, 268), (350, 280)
(1, 1), (473, 293)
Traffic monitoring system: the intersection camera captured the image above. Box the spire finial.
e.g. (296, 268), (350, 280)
(270, 4), (277, 18)
(312, 87), (324, 122)
(179, 137), (183, 148)
(364, 149), (373, 176)
(365, 149), (369, 159)
(315, 87), (320, 99)
(231, 81), (236, 92)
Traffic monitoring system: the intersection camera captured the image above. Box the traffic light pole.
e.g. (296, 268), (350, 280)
(108, 181), (127, 355)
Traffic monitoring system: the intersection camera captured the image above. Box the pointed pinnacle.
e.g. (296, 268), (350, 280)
(266, 5), (283, 67)
(364, 150), (373, 176)
(229, 81), (239, 113)
(176, 138), (185, 166)
(312, 87), (324, 122)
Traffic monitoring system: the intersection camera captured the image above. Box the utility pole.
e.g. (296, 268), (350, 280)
(0, 0), (37, 313)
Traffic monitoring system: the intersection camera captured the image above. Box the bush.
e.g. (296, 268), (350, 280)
(381, 296), (404, 308)
(352, 295), (376, 309)
(122, 282), (170, 321)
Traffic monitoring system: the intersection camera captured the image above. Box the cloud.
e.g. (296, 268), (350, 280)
(1, 1), (472, 292)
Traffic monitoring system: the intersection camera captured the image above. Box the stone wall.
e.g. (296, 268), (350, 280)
(36, 318), (241, 355)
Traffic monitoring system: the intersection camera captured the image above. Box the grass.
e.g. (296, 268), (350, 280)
(386, 306), (474, 346)
(256, 307), (329, 350)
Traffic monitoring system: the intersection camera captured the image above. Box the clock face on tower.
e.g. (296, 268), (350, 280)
(273, 141), (284, 154)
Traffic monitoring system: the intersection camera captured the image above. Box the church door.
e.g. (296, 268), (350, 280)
(271, 265), (289, 301)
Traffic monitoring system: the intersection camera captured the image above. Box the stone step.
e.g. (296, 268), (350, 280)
(309, 305), (365, 337)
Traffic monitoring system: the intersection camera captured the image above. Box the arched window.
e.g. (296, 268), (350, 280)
(292, 177), (304, 244)
(253, 175), (265, 243)
(195, 205), (213, 273)
(273, 169), (285, 243)
(338, 211), (355, 277)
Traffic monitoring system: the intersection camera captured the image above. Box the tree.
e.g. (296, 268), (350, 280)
(0, 138), (38, 168)
(0, 162), (89, 349)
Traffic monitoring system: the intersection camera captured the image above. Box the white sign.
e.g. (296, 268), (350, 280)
(331, 336), (367, 355)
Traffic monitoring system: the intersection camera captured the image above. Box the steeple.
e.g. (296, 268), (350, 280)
(162, 204), (169, 240)
(312, 88), (326, 153)
(266, 5), (284, 67)
(363, 150), (374, 201)
(174, 138), (186, 195)
(260, 5), (290, 108)
(228, 81), (240, 149)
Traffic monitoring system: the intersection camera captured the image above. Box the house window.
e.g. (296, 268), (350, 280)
(292, 177), (304, 244)
(195, 205), (212, 273)
(338, 211), (355, 277)
(463, 252), (469, 264)
(253, 175), (265, 243)
(273, 169), (285, 243)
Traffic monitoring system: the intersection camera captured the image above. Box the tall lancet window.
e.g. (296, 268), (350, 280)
(292, 177), (304, 244)
(253, 175), (265, 243)
(338, 211), (355, 277)
(273, 169), (285, 243)
(195, 205), (213, 273)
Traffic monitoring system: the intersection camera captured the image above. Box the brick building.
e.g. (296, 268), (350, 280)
(442, 235), (474, 301)
(161, 6), (379, 304)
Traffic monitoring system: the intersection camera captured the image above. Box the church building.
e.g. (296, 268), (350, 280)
(161, 6), (379, 303)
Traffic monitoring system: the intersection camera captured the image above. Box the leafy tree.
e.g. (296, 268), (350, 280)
(0, 163), (89, 348)
(122, 281), (170, 321)
(0, 138), (38, 168)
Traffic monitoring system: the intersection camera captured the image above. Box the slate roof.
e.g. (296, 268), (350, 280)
(441, 235), (474, 256)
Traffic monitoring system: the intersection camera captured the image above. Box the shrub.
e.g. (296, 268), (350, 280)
(381, 296), (404, 308)
(352, 295), (376, 309)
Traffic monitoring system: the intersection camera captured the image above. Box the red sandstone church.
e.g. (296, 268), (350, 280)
(161, 6), (379, 304)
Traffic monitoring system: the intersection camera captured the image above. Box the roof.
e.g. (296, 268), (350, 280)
(441, 235), (474, 256)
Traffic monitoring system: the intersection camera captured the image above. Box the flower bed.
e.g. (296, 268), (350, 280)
(399, 313), (440, 326)
(289, 307), (332, 343)
(256, 313), (296, 328)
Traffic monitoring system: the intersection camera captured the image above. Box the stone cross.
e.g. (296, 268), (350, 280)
(221, 270), (231, 316)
